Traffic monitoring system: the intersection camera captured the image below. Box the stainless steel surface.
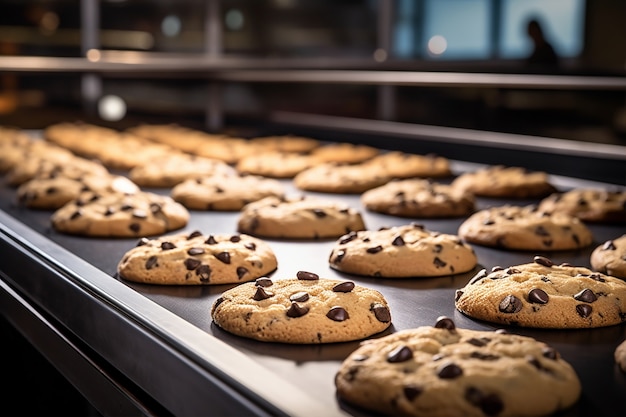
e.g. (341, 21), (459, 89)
(1, 150), (625, 416)
(1, 54), (625, 90)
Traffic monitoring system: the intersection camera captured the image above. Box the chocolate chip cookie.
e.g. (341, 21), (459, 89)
(51, 190), (189, 237)
(310, 143), (379, 164)
(361, 179), (475, 218)
(367, 151), (453, 179)
(451, 165), (557, 199)
(211, 271), (392, 343)
(537, 188), (626, 223)
(329, 223), (477, 277)
(457, 204), (593, 251)
(335, 316), (581, 417)
(117, 230), (277, 285)
(616, 339), (626, 372)
(455, 255), (626, 328)
(171, 174), (285, 211)
(293, 162), (391, 194)
(236, 151), (317, 178)
(237, 195), (366, 239)
(248, 134), (320, 153)
(590, 234), (626, 279)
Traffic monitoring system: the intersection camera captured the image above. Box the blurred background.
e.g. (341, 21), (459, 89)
(0, 0), (624, 145)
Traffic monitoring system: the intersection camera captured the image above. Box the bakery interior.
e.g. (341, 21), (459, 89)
(1, 1), (625, 416)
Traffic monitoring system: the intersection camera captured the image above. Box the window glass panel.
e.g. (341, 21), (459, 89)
(422, 0), (490, 59)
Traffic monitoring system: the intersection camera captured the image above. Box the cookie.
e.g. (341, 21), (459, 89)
(5, 155), (110, 187)
(590, 234), (626, 279)
(537, 188), (626, 223)
(457, 204), (593, 251)
(367, 151), (452, 179)
(210, 271), (392, 343)
(248, 134), (320, 153)
(17, 174), (139, 210)
(310, 143), (379, 164)
(129, 153), (236, 188)
(451, 165), (557, 198)
(616, 339), (626, 372)
(237, 195), (366, 239)
(329, 224), (477, 278)
(128, 123), (255, 164)
(117, 230), (277, 285)
(361, 179), (475, 218)
(335, 316), (581, 417)
(294, 162), (391, 194)
(236, 151), (317, 178)
(455, 255), (626, 328)
(51, 190), (189, 237)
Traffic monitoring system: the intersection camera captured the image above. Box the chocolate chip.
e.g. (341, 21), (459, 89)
(286, 302), (309, 318)
(70, 209), (82, 220)
(187, 247), (204, 256)
(215, 251), (231, 264)
(403, 385), (422, 401)
(434, 316), (455, 330)
(433, 257), (446, 268)
(188, 230), (203, 239)
(470, 352), (499, 361)
(205, 235), (217, 244)
(136, 237), (150, 247)
(465, 387), (504, 417)
(387, 345), (413, 363)
(184, 258), (201, 270)
(533, 255), (553, 267)
(244, 242), (256, 251)
(129, 223), (141, 233)
(602, 240), (616, 251)
(466, 337), (489, 347)
(120, 203), (133, 211)
(366, 245), (383, 254)
(296, 270), (319, 280)
(588, 273), (606, 282)
(145, 256), (158, 270)
(576, 304), (592, 318)
(542, 346), (559, 360)
(104, 207), (115, 216)
(455, 289), (464, 301)
(161, 241), (176, 250)
(469, 269), (487, 285)
(253, 287), (273, 301)
(528, 288), (549, 304)
(333, 281), (355, 292)
(290, 291), (309, 302)
(230, 235), (241, 242)
(392, 235), (405, 246)
(311, 208), (326, 218)
(255, 277), (273, 287)
(499, 295), (522, 313)
(371, 304), (391, 323)
(195, 265), (211, 282)
(333, 250), (346, 263)
(327, 306), (349, 321)
(574, 288), (597, 303)
(149, 203), (162, 214)
(437, 362), (463, 379)
(236, 267), (248, 279)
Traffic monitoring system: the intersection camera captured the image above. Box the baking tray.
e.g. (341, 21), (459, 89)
(1, 159), (625, 417)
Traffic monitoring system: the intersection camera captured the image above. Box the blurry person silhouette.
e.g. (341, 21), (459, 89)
(526, 17), (560, 72)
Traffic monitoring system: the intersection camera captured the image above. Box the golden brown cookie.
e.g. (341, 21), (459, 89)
(51, 190), (189, 237)
(455, 255), (626, 328)
(171, 174), (285, 211)
(329, 224), (477, 277)
(616, 339), (626, 372)
(367, 151), (452, 179)
(294, 162), (391, 194)
(335, 316), (581, 417)
(117, 231), (277, 285)
(237, 195), (366, 239)
(247, 134), (320, 153)
(310, 143), (379, 164)
(538, 188), (626, 223)
(361, 179), (475, 218)
(235, 151), (317, 178)
(590, 234), (626, 279)
(129, 153), (236, 188)
(211, 271), (392, 343)
(451, 165), (557, 199)
(457, 204), (593, 251)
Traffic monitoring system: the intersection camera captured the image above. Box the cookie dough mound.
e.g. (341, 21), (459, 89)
(51, 190), (189, 237)
(591, 234), (626, 279)
(237, 195), (366, 239)
(335, 316), (581, 417)
(329, 223), (477, 278)
(211, 271), (392, 343)
(171, 174), (285, 211)
(451, 165), (557, 199)
(538, 188), (626, 223)
(361, 179), (475, 218)
(455, 256), (626, 328)
(458, 205), (593, 251)
(117, 231), (277, 285)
